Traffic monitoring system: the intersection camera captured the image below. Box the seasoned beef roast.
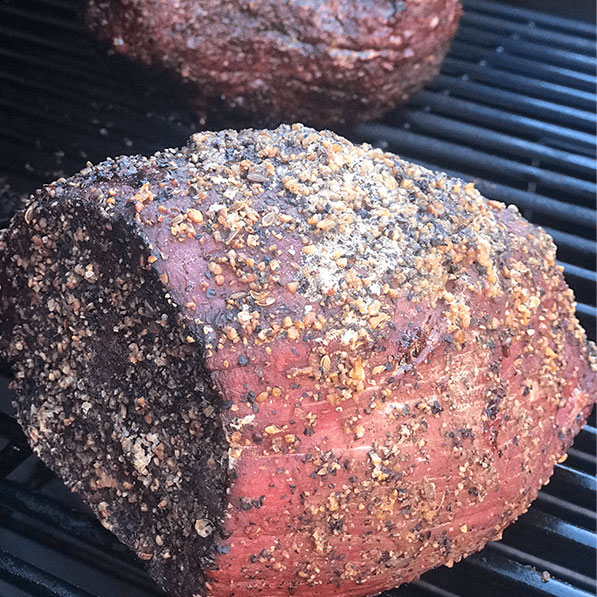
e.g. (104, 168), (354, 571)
(85, 0), (462, 126)
(1, 125), (595, 597)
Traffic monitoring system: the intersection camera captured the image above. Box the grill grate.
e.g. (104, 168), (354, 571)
(0, 0), (595, 595)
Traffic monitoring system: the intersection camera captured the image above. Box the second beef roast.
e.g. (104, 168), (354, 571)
(85, 0), (461, 126)
(1, 125), (595, 597)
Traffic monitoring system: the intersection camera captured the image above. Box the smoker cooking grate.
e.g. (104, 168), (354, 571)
(0, 0), (595, 595)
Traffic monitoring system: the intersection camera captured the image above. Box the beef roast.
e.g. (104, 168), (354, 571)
(85, 0), (461, 127)
(1, 124), (595, 597)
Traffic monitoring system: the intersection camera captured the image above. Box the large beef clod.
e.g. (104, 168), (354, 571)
(1, 125), (595, 597)
(85, 0), (461, 126)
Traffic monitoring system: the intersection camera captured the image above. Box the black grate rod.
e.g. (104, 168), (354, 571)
(465, 550), (594, 597)
(0, 444), (29, 479)
(574, 304), (597, 344)
(396, 110), (595, 176)
(546, 465), (596, 512)
(410, 92), (596, 153)
(430, 75), (595, 130)
(0, 481), (131, 557)
(0, 4), (84, 33)
(0, 47), (118, 88)
(0, 100), (193, 158)
(461, 0), (595, 38)
(0, 516), (165, 595)
(441, 57), (595, 111)
(410, 579), (462, 596)
(553, 465), (596, 492)
(486, 542), (596, 594)
(566, 448), (597, 472)
(448, 42), (597, 91)
(0, 550), (97, 597)
(458, 12), (596, 53)
(535, 492), (596, 530)
(31, 0), (78, 11)
(454, 27), (595, 72)
(571, 426), (596, 455)
(0, 68), (177, 119)
(0, 25), (96, 60)
(544, 229), (595, 258)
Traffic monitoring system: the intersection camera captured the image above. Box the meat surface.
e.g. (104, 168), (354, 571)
(85, 0), (461, 127)
(0, 125), (594, 597)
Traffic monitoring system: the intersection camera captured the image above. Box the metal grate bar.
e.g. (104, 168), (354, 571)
(556, 262), (597, 283)
(0, 481), (131, 556)
(509, 509), (596, 552)
(448, 41), (596, 91)
(28, 0), (78, 11)
(410, 92), (595, 154)
(0, 5), (84, 33)
(572, 304), (596, 344)
(0, 99), (192, 172)
(0, 91), (194, 148)
(557, 262), (596, 306)
(543, 229), (595, 258)
(441, 57), (595, 111)
(487, 542), (595, 594)
(464, 550), (593, 597)
(0, 108), (182, 162)
(546, 465), (596, 512)
(458, 12), (596, 53)
(0, 516), (163, 595)
(0, 550), (97, 597)
(409, 580), (462, 597)
(0, 113), (169, 168)
(0, 414), (30, 479)
(0, 67), (175, 119)
(572, 426), (596, 455)
(394, 111), (595, 176)
(415, 549), (594, 597)
(0, 46), (118, 88)
(553, 465), (597, 491)
(535, 492), (596, 531)
(461, 0), (595, 37)
(567, 448), (597, 476)
(0, 24), (95, 60)
(0, 445), (28, 480)
(454, 26), (595, 72)
(429, 75), (595, 131)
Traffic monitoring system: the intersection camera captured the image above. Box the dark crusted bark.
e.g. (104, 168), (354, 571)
(0, 196), (228, 596)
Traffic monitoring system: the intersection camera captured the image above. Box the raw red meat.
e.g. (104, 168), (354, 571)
(1, 125), (594, 596)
